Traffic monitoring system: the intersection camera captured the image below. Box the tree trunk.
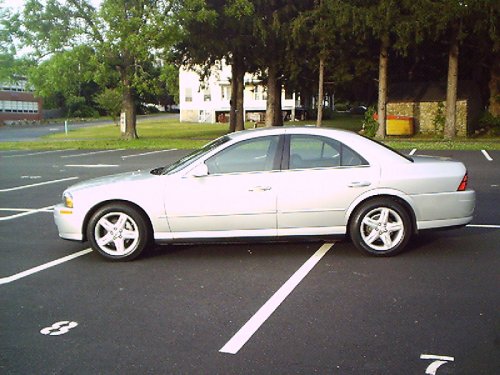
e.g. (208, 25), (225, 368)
(273, 77), (283, 126)
(444, 25), (459, 140)
(120, 69), (137, 140)
(316, 55), (325, 127)
(235, 63), (245, 131)
(266, 62), (280, 127)
(376, 33), (389, 139)
(488, 49), (500, 117)
(229, 63), (237, 133)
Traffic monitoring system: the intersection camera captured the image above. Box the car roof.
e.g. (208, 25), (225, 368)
(226, 126), (410, 164)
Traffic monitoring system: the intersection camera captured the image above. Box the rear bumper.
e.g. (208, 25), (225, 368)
(412, 190), (475, 230)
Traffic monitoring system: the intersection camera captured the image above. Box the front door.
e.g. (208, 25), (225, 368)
(164, 135), (282, 238)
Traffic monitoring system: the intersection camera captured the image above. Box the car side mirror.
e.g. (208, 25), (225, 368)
(191, 163), (209, 177)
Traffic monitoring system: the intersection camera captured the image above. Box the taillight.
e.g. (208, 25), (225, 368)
(458, 173), (468, 191)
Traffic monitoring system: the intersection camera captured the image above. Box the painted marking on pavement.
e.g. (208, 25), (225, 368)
(409, 148), (417, 155)
(61, 149), (125, 158)
(21, 176), (42, 179)
(219, 242), (334, 355)
(0, 177), (78, 193)
(1, 150), (70, 158)
(420, 354), (454, 375)
(0, 249), (93, 285)
(0, 206), (54, 220)
(121, 149), (178, 159)
(65, 164), (119, 168)
(481, 149), (493, 161)
(467, 224), (500, 229)
(41, 321), (79, 336)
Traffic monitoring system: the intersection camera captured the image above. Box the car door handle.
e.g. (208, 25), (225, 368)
(348, 181), (371, 188)
(249, 186), (272, 192)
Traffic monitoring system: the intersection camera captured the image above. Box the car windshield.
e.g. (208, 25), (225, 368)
(160, 135), (231, 175)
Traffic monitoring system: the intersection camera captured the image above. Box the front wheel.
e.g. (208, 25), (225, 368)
(349, 198), (412, 256)
(87, 203), (151, 261)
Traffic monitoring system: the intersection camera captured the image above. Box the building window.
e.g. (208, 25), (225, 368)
(220, 85), (231, 101)
(185, 87), (192, 102)
(203, 88), (211, 102)
(254, 85), (267, 101)
(0, 100), (39, 113)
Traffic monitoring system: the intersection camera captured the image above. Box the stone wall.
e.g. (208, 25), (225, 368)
(387, 100), (468, 136)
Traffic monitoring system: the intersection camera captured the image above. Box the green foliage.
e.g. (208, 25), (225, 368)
(66, 95), (99, 118)
(433, 102), (446, 135)
(479, 111), (500, 135)
(361, 106), (379, 138)
(94, 88), (122, 122)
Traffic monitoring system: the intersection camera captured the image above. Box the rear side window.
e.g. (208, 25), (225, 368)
(289, 135), (367, 169)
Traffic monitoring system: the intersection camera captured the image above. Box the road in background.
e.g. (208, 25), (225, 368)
(0, 113), (179, 142)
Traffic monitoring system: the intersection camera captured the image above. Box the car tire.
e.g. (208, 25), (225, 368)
(87, 203), (151, 261)
(349, 198), (411, 256)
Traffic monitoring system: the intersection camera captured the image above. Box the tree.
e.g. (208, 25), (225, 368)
(13, 0), (178, 139)
(252, 1), (306, 127)
(350, 0), (420, 139)
(0, 2), (32, 83)
(27, 46), (100, 116)
(176, 0), (256, 132)
(411, 0), (499, 139)
(94, 87), (122, 124)
(291, 0), (352, 126)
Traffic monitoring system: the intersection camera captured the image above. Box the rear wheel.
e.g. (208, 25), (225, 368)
(350, 198), (411, 256)
(87, 203), (151, 261)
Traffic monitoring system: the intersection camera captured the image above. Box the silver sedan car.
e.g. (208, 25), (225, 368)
(54, 127), (475, 261)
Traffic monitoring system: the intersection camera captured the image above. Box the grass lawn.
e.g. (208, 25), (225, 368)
(1, 114), (499, 150)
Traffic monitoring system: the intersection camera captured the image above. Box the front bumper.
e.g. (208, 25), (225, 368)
(53, 204), (85, 241)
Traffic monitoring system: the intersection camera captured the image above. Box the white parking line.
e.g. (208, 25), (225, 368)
(220, 242), (334, 355)
(65, 164), (119, 168)
(121, 149), (178, 159)
(467, 224), (500, 229)
(0, 177), (78, 193)
(409, 148), (417, 155)
(481, 150), (493, 161)
(0, 205), (55, 221)
(61, 149), (125, 158)
(0, 249), (93, 285)
(1, 150), (71, 158)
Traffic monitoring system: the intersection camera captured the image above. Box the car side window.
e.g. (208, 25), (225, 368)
(206, 135), (280, 174)
(289, 135), (367, 169)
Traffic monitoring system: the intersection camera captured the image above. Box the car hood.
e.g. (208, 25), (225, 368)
(67, 169), (158, 193)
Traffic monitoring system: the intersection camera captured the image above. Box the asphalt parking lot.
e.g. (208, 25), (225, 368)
(1, 148), (499, 374)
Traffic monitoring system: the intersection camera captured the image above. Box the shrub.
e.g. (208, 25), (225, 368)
(361, 106), (378, 138)
(478, 111), (500, 135)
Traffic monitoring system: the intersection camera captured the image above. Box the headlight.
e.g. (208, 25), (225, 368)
(63, 191), (74, 208)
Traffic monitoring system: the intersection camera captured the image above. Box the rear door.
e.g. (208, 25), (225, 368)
(277, 134), (379, 236)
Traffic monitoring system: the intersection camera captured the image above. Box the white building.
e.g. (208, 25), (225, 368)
(179, 60), (297, 124)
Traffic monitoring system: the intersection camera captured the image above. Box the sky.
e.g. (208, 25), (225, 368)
(3, 0), (102, 12)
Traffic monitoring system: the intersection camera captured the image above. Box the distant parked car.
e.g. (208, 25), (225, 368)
(349, 105), (368, 114)
(54, 127), (475, 261)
